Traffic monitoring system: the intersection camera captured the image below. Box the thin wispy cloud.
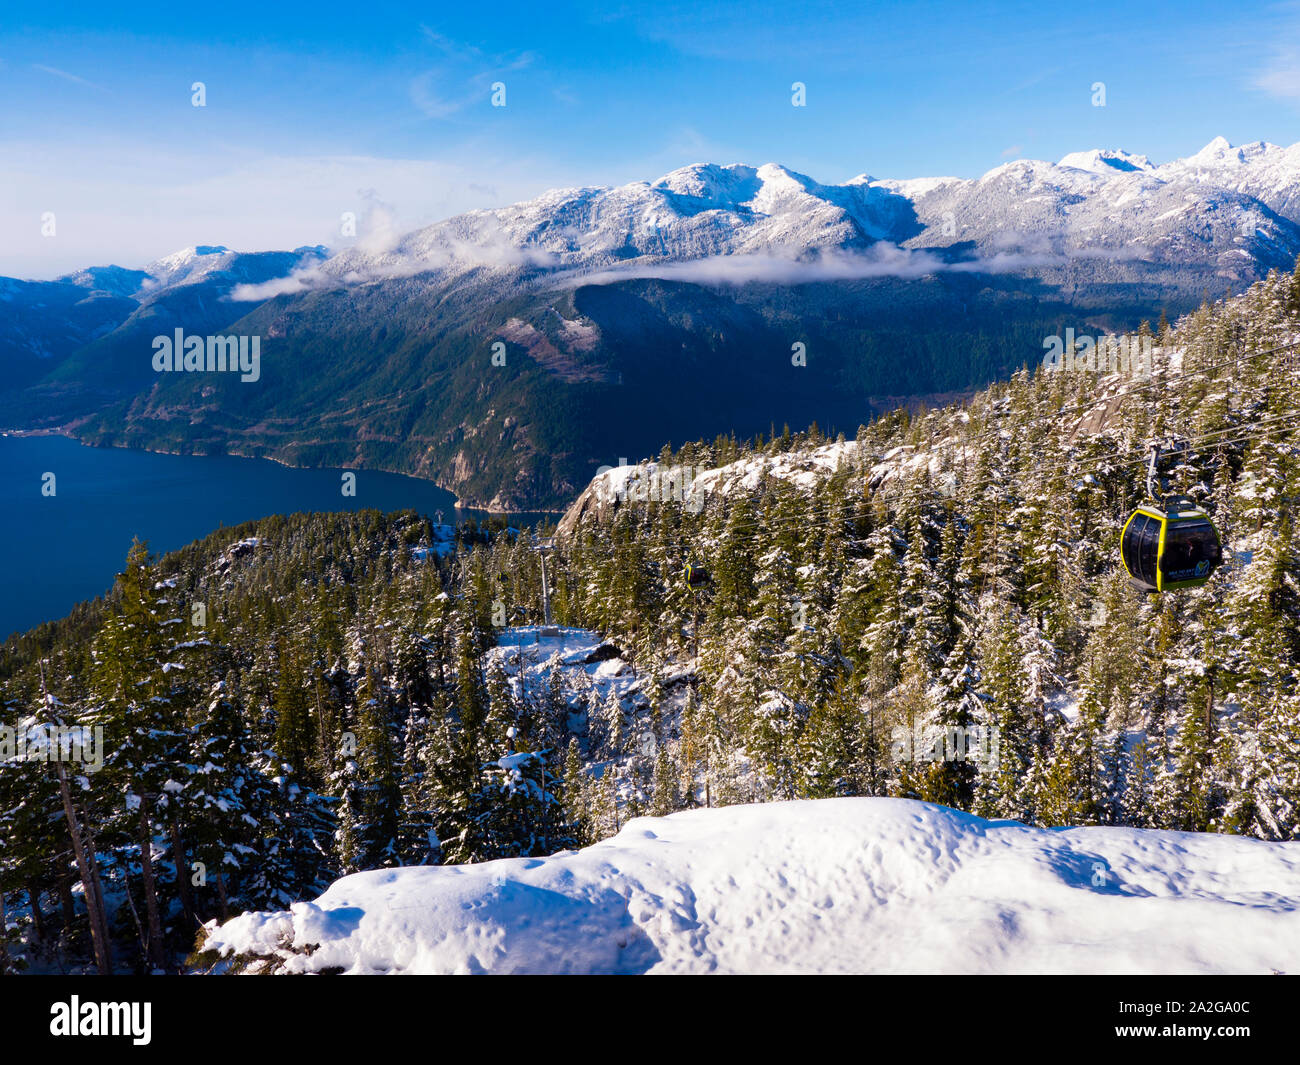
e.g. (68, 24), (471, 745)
(408, 28), (535, 119)
(418, 26), (486, 62)
(1255, 45), (1300, 101)
(31, 63), (106, 92)
(1251, 3), (1300, 102)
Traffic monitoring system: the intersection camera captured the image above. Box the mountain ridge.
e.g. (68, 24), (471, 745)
(9, 136), (1292, 290)
(4, 136), (1300, 509)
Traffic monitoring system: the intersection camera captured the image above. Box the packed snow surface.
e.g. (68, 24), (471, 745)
(204, 798), (1300, 974)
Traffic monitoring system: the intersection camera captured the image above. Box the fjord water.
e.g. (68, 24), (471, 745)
(0, 435), (542, 640)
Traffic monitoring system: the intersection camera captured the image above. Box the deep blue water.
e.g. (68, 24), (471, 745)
(0, 435), (547, 640)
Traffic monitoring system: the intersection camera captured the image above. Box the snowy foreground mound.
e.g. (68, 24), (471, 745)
(204, 799), (1300, 974)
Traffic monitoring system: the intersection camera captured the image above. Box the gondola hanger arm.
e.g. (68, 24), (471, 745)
(1145, 444), (1164, 507)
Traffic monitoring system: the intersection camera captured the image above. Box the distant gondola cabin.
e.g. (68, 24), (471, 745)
(684, 563), (712, 591)
(1120, 504), (1223, 593)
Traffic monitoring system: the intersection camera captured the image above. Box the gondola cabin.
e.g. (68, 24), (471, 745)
(684, 563), (712, 591)
(1120, 504), (1223, 593)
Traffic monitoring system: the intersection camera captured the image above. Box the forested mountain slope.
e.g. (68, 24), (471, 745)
(2, 266), (1299, 973)
(0, 246), (329, 426)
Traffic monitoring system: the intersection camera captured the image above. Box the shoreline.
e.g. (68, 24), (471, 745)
(1, 426), (566, 518)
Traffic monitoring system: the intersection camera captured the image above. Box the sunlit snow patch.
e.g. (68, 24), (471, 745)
(201, 797), (1300, 975)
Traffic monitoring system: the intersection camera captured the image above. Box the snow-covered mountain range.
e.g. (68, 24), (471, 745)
(12, 137), (1299, 304)
(284, 136), (1300, 294)
(62, 244), (329, 303)
(6, 137), (1300, 510)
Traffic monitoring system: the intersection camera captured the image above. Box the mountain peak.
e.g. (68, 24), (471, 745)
(1185, 136), (1279, 167)
(648, 162), (826, 212)
(649, 163), (761, 208)
(147, 244), (232, 271)
(56, 264), (152, 298)
(754, 161), (805, 181)
(1058, 148), (1155, 175)
(1187, 136), (1237, 165)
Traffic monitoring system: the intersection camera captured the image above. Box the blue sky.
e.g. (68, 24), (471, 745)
(3, 0), (1299, 277)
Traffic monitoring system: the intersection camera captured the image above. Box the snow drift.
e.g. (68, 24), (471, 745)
(202, 798), (1300, 974)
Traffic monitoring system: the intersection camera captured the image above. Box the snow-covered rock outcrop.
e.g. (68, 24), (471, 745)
(202, 797), (1300, 974)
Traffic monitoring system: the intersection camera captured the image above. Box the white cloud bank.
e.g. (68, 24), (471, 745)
(571, 241), (1151, 288)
